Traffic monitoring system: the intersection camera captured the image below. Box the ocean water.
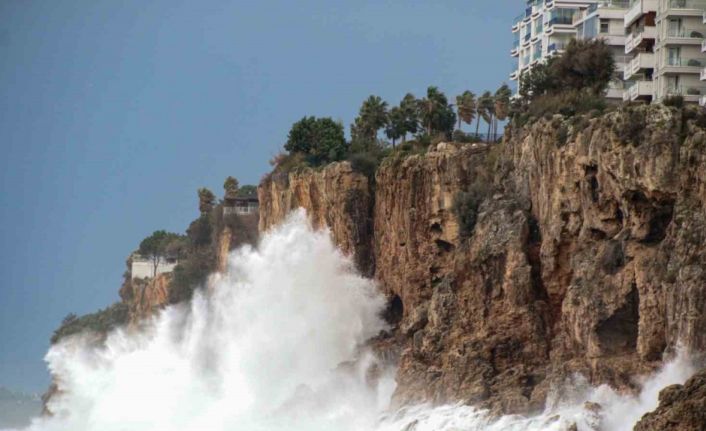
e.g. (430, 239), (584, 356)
(16, 211), (696, 431)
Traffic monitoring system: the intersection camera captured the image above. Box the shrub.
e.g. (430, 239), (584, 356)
(662, 94), (684, 109)
(527, 90), (607, 119)
(51, 303), (129, 344)
(452, 181), (491, 238)
(169, 250), (215, 303)
(348, 151), (383, 180)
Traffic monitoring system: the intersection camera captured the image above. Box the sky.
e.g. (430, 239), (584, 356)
(0, 0), (515, 393)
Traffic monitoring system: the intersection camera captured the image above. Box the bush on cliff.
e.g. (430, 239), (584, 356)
(514, 39), (614, 124)
(51, 302), (129, 344)
(453, 183), (490, 238)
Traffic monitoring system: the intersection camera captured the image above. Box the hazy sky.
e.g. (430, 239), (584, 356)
(0, 0), (515, 393)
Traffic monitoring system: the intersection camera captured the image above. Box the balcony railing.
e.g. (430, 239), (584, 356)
(547, 42), (567, 53)
(668, 0), (706, 9)
(666, 57), (705, 67)
(666, 85), (706, 96)
(666, 28), (705, 38)
(548, 16), (574, 26)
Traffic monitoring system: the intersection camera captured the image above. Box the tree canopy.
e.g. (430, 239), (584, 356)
(285, 116), (348, 165)
(418, 86), (456, 137)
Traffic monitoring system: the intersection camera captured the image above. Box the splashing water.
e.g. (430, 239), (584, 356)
(18, 210), (697, 431)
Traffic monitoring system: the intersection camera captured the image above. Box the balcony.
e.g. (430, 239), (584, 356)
(663, 57), (705, 74)
(522, 32), (532, 46)
(510, 69), (519, 81)
(512, 39), (520, 56)
(625, 0), (658, 28)
(700, 94), (706, 105)
(663, 27), (705, 45)
(701, 66), (706, 80)
(623, 52), (655, 79)
(667, 0), (706, 13)
(625, 26), (657, 54)
(547, 42), (567, 54)
(524, 7), (533, 21)
(624, 80), (654, 101)
(665, 85), (706, 103)
(512, 13), (525, 31)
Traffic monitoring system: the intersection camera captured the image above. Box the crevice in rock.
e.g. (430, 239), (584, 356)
(584, 165), (599, 203)
(435, 239), (454, 253)
(643, 201), (674, 244)
(383, 295), (404, 326)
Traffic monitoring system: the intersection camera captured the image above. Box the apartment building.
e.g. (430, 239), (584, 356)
(511, 1), (597, 83)
(575, 1), (631, 99)
(623, 0), (706, 104)
(512, 0), (706, 104)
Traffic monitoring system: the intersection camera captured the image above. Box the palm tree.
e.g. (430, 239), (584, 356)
(385, 106), (405, 147)
(477, 91), (494, 140)
(493, 84), (512, 141)
(419, 86), (456, 138)
(399, 93), (419, 142)
(359, 95), (389, 141)
(455, 91), (476, 131)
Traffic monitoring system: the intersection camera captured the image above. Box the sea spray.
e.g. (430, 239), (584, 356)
(21, 210), (698, 431)
(30, 210), (394, 431)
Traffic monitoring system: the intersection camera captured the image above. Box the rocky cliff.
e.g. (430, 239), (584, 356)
(259, 163), (374, 276)
(634, 368), (706, 431)
(257, 104), (706, 418)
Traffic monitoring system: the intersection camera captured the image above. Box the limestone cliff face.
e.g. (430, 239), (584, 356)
(257, 105), (706, 416)
(119, 273), (172, 324)
(259, 162), (374, 275)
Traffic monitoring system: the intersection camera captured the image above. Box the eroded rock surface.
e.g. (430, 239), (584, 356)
(257, 105), (706, 416)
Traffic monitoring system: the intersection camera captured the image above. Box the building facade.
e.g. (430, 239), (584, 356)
(512, 0), (706, 105)
(131, 255), (178, 280)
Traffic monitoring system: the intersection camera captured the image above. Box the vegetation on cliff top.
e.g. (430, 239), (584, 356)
(52, 176), (259, 343)
(51, 302), (129, 344)
(270, 83), (512, 178)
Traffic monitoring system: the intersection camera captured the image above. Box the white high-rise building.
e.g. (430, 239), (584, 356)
(511, 0), (706, 104)
(623, 0), (706, 104)
(511, 1), (598, 84)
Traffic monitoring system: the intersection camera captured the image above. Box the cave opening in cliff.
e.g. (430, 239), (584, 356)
(383, 295), (404, 326)
(596, 284), (639, 355)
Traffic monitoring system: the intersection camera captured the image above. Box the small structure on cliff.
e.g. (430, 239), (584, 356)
(223, 192), (259, 216)
(130, 254), (178, 280)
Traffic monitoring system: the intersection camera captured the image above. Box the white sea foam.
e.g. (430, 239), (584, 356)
(20, 210), (697, 431)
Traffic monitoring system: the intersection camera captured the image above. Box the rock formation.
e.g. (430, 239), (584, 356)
(634, 368), (706, 431)
(257, 105), (706, 418)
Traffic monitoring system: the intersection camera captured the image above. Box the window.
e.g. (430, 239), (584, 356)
(600, 19), (610, 34)
(668, 47), (681, 66)
(668, 18), (682, 37)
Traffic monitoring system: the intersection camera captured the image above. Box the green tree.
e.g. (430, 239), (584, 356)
(519, 58), (558, 101)
(493, 84), (512, 140)
(455, 91), (476, 131)
(399, 93), (419, 142)
(418, 86), (456, 137)
(198, 188), (216, 215)
(223, 176), (239, 199)
(285, 116), (348, 165)
(358, 95), (389, 141)
(477, 91), (495, 140)
(552, 39), (615, 95)
(237, 185), (257, 196)
(385, 106), (406, 147)
(138, 230), (183, 277)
